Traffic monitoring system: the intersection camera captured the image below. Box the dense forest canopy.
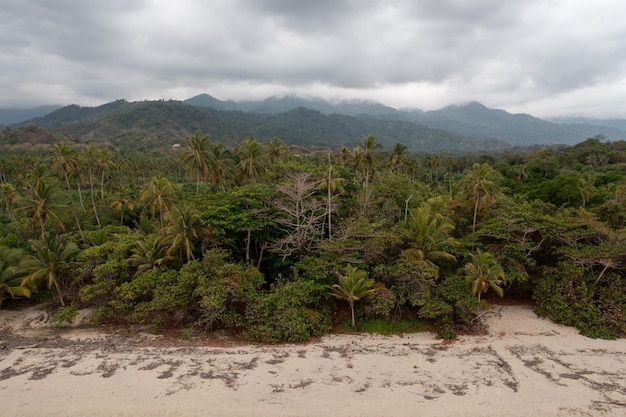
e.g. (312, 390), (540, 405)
(1, 130), (625, 341)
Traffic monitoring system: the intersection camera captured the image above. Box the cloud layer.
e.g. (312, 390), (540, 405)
(2, 0), (626, 117)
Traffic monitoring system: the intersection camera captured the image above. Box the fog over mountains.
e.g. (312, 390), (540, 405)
(2, 94), (626, 153)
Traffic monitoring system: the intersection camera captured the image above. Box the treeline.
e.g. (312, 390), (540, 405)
(0, 134), (625, 341)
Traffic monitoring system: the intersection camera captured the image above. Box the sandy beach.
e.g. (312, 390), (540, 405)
(1, 305), (625, 417)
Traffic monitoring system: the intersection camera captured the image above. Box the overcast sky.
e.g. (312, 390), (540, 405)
(2, 0), (626, 118)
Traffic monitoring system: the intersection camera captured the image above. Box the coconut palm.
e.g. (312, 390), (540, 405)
(0, 246), (30, 307)
(403, 203), (460, 279)
(15, 178), (66, 238)
(389, 143), (411, 175)
(463, 249), (505, 310)
(235, 137), (267, 185)
(0, 183), (18, 224)
(110, 184), (138, 226)
(353, 134), (382, 191)
(207, 142), (234, 192)
(129, 233), (173, 277)
(161, 205), (209, 262)
(329, 265), (376, 328)
(318, 151), (345, 239)
(19, 235), (80, 306)
(462, 163), (502, 232)
(81, 146), (102, 226)
(179, 132), (211, 196)
(51, 141), (85, 237)
(139, 177), (177, 227)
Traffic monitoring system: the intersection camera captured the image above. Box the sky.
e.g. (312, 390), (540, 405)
(1, 0), (626, 118)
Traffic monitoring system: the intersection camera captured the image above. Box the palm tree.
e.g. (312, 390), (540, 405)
(81, 146), (102, 226)
(129, 233), (173, 277)
(51, 142), (84, 237)
(329, 265), (376, 328)
(51, 142), (80, 191)
(463, 249), (505, 310)
(0, 246), (31, 307)
(462, 163), (502, 232)
(19, 235), (80, 306)
(139, 177), (177, 226)
(0, 183), (18, 224)
(389, 143), (410, 174)
(403, 203), (460, 279)
(207, 142), (234, 192)
(161, 205), (208, 262)
(235, 137), (267, 185)
(265, 136), (288, 171)
(109, 184), (138, 226)
(318, 151), (344, 240)
(96, 147), (114, 200)
(179, 132), (211, 197)
(15, 178), (66, 238)
(353, 134), (383, 191)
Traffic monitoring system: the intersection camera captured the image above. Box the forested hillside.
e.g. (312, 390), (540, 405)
(12, 100), (505, 153)
(1, 131), (625, 341)
(8, 96), (625, 152)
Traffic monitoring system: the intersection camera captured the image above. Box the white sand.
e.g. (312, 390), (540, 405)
(1, 305), (625, 417)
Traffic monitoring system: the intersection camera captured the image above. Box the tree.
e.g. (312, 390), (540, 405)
(0, 246), (30, 307)
(19, 235), (80, 306)
(402, 203), (460, 279)
(81, 146), (102, 226)
(318, 151), (344, 240)
(235, 137), (267, 185)
(179, 132), (211, 197)
(162, 205), (209, 262)
(207, 142), (234, 192)
(51, 141), (85, 237)
(353, 134), (382, 191)
(0, 183), (18, 224)
(109, 184), (138, 226)
(463, 249), (505, 310)
(389, 143), (411, 175)
(129, 233), (173, 277)
(139, 177), (177, 227)
(271, 172), (326, 260)
(15, 178), (66, 238)
(329, 265), (376, 328)
(462, 163), (502, 232)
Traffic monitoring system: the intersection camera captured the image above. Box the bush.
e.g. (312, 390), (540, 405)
(243, 278), (331, 344)
(533, 263), (626, 339)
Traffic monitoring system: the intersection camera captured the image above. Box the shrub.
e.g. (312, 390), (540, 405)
(243, 278), (331, 343)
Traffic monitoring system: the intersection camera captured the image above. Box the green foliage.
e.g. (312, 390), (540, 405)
(534, 263), (626, 339)
(329, 265), (377, 328)
(193, 249), (264, 330)
(51, 304), (78, 327)
(243, 278), (331, 343)
(338, 317), (426, 334)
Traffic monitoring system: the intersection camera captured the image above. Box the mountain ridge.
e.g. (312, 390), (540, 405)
(4, 95), (626, 152)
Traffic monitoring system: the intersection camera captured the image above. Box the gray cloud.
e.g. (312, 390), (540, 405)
(1, 0), (626, 117)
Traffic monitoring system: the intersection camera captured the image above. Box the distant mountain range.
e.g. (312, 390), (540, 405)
(2, 94), (625, 153)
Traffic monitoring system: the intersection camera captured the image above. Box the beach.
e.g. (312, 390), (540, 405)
(1, 305), (625, 417)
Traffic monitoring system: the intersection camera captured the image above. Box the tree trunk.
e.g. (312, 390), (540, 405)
(350, 300), (356, 328)
(472, 191), (480, 233)
(327, 151), (332, 240)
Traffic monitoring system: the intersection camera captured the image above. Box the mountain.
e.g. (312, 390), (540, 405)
(406, 102), (626, 146)
(183, 95), (626, 146)
(10, 95), (626, 152)
(184, 94), (239, 111)
(0, 105), (61, 125)
(13, 100), (507, 153)
(548, 116), (626, 132)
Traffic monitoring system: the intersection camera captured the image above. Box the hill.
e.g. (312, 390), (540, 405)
(16, 100), (507, 153)
(9, 95), (626, 151)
